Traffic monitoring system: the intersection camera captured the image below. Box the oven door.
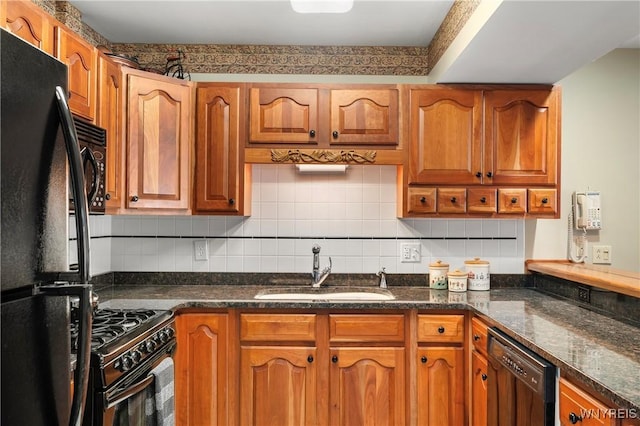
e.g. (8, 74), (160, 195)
(100, 342), (176, 426)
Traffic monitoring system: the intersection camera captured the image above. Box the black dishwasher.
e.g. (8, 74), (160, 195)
(487, 327), (556, 426)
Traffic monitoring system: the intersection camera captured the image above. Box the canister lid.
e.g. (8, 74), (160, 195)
(448, 269), (467, 278)
(429, 259), (449, 268)
(465, 257), (489, 265)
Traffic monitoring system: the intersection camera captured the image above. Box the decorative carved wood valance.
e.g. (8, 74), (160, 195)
(271, 149), (377, 164)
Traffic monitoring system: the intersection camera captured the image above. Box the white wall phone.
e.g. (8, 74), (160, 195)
(573, 191), (602, 230)
(568, 191), (602, 263)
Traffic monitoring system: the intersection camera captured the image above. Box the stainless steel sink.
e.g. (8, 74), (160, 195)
(254, 286), (395, 301)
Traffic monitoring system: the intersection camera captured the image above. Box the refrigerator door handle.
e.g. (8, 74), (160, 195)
(54, 86), (92, 426)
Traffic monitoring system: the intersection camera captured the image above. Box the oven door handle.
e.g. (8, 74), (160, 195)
(105, 373), (155, 410)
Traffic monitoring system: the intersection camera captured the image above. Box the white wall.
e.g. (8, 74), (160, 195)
(525, 49), (640, 271)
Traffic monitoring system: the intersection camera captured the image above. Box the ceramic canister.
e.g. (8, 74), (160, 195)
(447, 269), (468, 292)
(428, 260), (449, 289)
(465, 257), (490, 290)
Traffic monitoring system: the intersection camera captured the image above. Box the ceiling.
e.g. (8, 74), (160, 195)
(70, 0), (640, 83)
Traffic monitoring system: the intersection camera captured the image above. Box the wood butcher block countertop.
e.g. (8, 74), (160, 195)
(526, 260), (640, 299)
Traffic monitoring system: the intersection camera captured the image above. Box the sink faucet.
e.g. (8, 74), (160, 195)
(311, 244), (332, 287)
(376, 267), (387, 289)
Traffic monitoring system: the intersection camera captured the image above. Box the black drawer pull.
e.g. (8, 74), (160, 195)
(332, 130), (339, 138)
(542, 197), (549, 204)
(480, 197), (486, 203)
(309, 129), (316, 137)
(131, 195), (139, 202)
(511, 197), (518, 204)
(105, 193), (111, 201)
(332, 355), (338, 363)
(420, 196), (426, 203)
(438, 326), (445, 333)
(229, 198), (235, 205)
(307, 355), (314, 363)
(568, 412), (582, 424)
(486, 172), (493, 178)
(421, 356), (427, 363)
(450, 197), (456, 203)
(481, 373), (487, 381)
(473, 334), (480, 341)
(475, 172), (482, 178)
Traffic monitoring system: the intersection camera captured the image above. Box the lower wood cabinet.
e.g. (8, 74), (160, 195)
(174, 313), (229, 426)
(471, 350), (489, 426)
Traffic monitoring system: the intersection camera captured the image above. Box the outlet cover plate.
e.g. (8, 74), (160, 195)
(592, 245), (612, 264)
(401, 242), (421, 263)
(194, 240), (209, 261)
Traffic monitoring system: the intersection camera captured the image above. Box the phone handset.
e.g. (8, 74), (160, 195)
(573, 191), (602, 230)
(574, 194), (588, 229)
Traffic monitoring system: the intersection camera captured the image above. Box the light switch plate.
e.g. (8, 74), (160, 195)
(592, 245), (612, 264)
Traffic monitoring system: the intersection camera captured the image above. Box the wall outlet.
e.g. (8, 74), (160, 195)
(578, 286), (591, 304)
(592, 245), (612, 264)
(194, 240), (209, 261)
(401, 243), (421, 263)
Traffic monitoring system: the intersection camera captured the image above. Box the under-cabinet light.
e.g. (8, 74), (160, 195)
(290, 0), (354, 14)
(295, 164), (349, 174)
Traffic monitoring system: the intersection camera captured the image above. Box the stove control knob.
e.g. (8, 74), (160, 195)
(166, 327), (175, 338)
(145, 339), (157, 353)
(121, 355), (134, 372)
(159, 330), (169, 343)
(131, 350), (142, 363)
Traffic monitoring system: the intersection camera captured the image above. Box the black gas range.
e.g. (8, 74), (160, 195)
(72, 308), (176, 426)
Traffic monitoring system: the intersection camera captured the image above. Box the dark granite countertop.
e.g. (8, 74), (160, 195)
(95, 283), (640, 412)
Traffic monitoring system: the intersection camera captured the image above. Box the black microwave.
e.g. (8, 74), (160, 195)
(70, 116), (107, 214)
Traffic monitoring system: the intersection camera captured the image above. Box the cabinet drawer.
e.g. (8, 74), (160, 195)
(240, 313), (316, 342)
(437, 188), (467, 214)
(467, 188), (497, 214)
(471, 317), (489, 356)
(498, 188), (527, 214)
(329, 314), (405, 343)
(559, 378), (616, 426)
(417, 314), (464, 343)
(407, 187), (436, 214)
(528, 188), (557, 216)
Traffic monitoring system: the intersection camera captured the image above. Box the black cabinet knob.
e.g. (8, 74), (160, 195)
(473, 334), (480, 341)
(475, 172), (482, 178)
(332, 131), (339, 139)
(486, 172), (493, 178)
(438, 326), (445, 333)
(229, 198), (235, 205)
(450, 197), (457, 203)
(481, 373), (487, 381)
(568, 412), (582, 424)
(421, 356), (427, 363)
(307, 355), (314, 363)
(309, 129), (316, 137)
(420, 196), (426, 203)
(511, 197), (518, 204)
(542, 197), (549, 204)
(131, 195), (139, 202)
(105, 193), (111, 201)
(332, 355), (338, 363)
(480, 197), (486, 203)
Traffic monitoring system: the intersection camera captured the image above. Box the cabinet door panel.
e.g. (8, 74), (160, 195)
(249, 87), (319, 144)
(330, 347), (405, 426)
(409, 88), (482, 184)
(3, 0), (53, 54)
(330, 89), (398, 145)
(195, 85), (242, 213)
(98, 55), (123, 211)
(241, 346), (318, 426)
(127, 74), (191, 210)
(484, 89), (559, 185)
(175, 314), (228, 426)
(472, 351), (488, 426)
(55, 26), (97, 121)
(417, 346), (464, 426)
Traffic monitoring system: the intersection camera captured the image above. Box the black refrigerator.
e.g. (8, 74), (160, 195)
(1, 29), (94, 426)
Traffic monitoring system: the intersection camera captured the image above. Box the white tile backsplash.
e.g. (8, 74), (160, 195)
(76, 165), (525, 275)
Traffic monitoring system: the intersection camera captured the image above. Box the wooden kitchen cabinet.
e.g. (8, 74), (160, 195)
(97, 53), (124, 213)
(1, 0), (54, 54)
(239, 313), (319, 426)
(194, 83), (249, 215)
(470, 316), (490, 426)
(416, 314), (465, 426)
(175, 313), (229, 426)
(248, 84), (399, 147)
(559, 378), (616, 426)
(124, 69), (192, 212)
(54, 25), (97, 121)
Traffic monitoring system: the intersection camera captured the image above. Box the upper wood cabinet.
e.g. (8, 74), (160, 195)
(484, 89), (559, 186)
(54, 25), (98, 122)
(408, 86), (560, 186)
(1, 0), (54, 55)
(125, 69), (193, 212)
(248, 84), (399, 148)
(409, 87), (483, 185)
(97, 53), (124, 213)
(194, 83), (249, 215)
